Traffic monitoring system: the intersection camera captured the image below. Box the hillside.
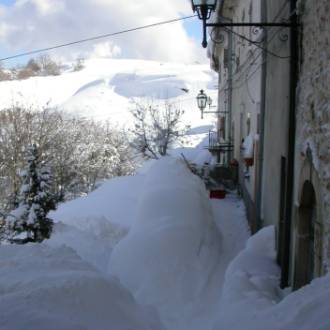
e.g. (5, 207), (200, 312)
(0, 58), (218, 130)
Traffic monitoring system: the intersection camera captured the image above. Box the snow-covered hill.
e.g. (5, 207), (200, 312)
(0, 58), (218, 130)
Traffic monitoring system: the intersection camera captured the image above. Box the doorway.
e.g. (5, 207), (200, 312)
(293, 180), (319, 289)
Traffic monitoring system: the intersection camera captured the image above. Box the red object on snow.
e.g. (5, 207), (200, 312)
(209, 190), (226, 199)
(244, 157), (254, 167)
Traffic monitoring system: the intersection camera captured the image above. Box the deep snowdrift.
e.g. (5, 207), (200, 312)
(49, 175), (144, 272)
(0, 244), (164, 330)
(109, 157), (221, 328)
(214, 226), (330, 330)
(51, 175), (144, 229)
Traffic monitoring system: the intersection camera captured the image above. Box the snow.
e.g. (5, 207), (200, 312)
(1, 57), (329, 330)
(242, 133), (254, 158)
(214, 226), (330, 330)
(109, 157), (221, 329)
(0, 58), (218, 132)
(51, 175), (144, 229)
(0, 244), (164, 330)
(1, 152), (330, 329)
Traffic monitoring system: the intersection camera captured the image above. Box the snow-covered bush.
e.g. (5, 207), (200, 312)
(0, 106), (136, 210)
(6, 145), (56, 243)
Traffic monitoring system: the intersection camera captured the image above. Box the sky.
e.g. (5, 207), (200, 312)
(0, 0), (206, 67)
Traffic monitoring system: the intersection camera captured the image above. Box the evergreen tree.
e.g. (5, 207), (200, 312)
(7, 145), (56, 243)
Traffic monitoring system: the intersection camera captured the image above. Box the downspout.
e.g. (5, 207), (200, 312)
(213, 0), (232, 164)
(281, 0), (298, 288)
(217, 1), (232, 163)
(255, 0), (267, 231)
(227, 17), (233, 162)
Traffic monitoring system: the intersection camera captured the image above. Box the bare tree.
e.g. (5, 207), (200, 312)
(37, 54), (61, 76)
(130, 101), (188, 159)
(26, 58), (41, 75)
(0, 63), (11, 81)
(73, 58), (85, 72)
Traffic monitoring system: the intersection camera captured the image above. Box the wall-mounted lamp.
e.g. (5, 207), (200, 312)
(196, 89), (226, 119)
(191, 0), (294, 48)
(197, 89), (208, 119)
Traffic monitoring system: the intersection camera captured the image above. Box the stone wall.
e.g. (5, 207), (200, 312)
(295, 0), (330, 271)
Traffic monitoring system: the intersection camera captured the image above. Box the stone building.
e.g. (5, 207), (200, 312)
(204, 0), (330, 289)
(290, 0), (330, 289)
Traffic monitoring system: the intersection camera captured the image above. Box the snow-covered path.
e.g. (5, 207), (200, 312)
(173, 194), (250, 330)
(211, 195), (251, 279)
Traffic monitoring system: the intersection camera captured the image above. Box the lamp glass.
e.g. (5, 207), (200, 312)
(197, 90), (208, 110)
(191, 0), (217, 8)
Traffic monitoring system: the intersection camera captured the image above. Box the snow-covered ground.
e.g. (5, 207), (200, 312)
(1, 58), (330, 329)
(1, 155), (330, 329)
(0, 58), (218, 132)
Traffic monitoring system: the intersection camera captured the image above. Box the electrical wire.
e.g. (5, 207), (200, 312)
(0, 15), (197, 62)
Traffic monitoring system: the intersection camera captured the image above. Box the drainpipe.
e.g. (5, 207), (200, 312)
(255, 0), (267, 231)
(227, 18), (233, 163)
(281, 0), (298, 288)
(213, 0), (232, 165)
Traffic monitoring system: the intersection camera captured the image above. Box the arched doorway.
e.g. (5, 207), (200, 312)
(293, 180), (319, 290)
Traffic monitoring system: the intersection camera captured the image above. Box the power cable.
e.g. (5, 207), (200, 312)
(0, 15), (197, 62)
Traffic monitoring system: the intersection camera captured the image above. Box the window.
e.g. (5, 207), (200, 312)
(246, 113), (251, 135)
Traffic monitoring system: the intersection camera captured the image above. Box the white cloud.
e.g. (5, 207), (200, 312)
(0, 0), (206, 64)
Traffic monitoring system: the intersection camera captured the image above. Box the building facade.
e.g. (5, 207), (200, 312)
(206, 0), (330, 289)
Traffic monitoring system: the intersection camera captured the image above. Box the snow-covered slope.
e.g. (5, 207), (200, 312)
(0, 58), (218, 130)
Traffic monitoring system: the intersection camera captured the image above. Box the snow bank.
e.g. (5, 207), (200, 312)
(48, 175), (144, 272)
(109, 157), (221, 327)
(51, 175), (143, 230)
(0, 244), (164, 330)
(214, 226), (330, 330)
(46, 222), (119, 273)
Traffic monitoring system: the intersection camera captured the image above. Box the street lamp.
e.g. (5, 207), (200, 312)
(197, 90), (227, 119)
(191, 0), (294, 48)
(197, 89), (208, 119)
(191, 0), (218, 48)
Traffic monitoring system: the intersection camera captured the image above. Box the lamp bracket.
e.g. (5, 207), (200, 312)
(206, 22), (294, 28)
(201, 21), (297, 48)
(203, 110), (228, 114)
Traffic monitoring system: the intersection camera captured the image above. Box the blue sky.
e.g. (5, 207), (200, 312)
(1, 0), (15, 6)
(0, 0), (203, 66)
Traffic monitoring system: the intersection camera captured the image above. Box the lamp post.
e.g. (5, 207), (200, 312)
(191, 0), (217, 48)
(196, 90), (226, 119)
(191, 0), (294, 48)
(196, 89), (208, 119)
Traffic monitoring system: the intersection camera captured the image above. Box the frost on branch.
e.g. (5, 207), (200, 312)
(130, 101), (188, 159)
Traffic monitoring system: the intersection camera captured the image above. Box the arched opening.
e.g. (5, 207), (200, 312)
(293, 180), (319, 290)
